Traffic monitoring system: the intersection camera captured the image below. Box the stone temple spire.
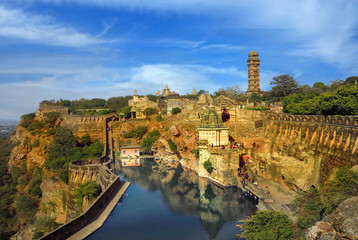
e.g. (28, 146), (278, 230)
(247, 50), (261, 95)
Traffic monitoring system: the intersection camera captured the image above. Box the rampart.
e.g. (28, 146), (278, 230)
(61, 115), (114, 142)
(254, 113), (358, 191)
(35, 103), (70, 118)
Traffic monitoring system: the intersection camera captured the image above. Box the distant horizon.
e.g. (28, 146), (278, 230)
(1, 1), (357, 120)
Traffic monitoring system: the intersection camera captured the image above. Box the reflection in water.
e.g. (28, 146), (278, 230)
(115, 158), (256, 239)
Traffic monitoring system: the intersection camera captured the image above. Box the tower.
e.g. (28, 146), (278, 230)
(247, 50), (261, 95)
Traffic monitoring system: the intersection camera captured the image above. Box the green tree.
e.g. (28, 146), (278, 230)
(84, 142), (104, 158)
(242, 211), (293, 240)
(76, 181), (102, 209)
(321, 167), (358, 215)
(119, 106), (132, 119)
(168, 139), (178, 153)
(144, 107), (158, 116)
(123, 126), (147, 139)
(249, 93), (262, 107)
(344, 76), (358, 85)
(203, 159), (213, 174)
(270, 75), (300, 100)
(171, 107), (181, 115)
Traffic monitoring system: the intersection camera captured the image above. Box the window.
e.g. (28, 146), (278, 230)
(123, 150), (126, 154)
(135, 150), (138, 153)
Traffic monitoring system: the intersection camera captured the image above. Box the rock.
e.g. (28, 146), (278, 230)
(306, 196), (358, 240)
(169, 124), (180, 136)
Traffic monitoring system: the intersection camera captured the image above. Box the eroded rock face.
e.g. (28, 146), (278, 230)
(306, 196), (358, 240)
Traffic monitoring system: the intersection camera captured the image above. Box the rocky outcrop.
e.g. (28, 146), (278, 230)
(306, 196), (358, 240)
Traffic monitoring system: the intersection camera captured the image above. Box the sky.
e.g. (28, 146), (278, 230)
(0, 0), (357, 121)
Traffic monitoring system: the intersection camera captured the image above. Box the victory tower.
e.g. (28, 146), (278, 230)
(247, 50), (261, 95)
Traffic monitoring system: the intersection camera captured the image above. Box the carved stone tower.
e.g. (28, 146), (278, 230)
(247, 50), (261, 95)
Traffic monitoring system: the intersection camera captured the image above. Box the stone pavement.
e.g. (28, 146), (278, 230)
(67, 181), (131, 240)
(243, 175), (297, 220)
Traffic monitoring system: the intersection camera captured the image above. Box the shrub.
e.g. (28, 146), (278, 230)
(76, 181), (102, 209)
(203, 159), (214, 174)
(28, 168), (42, 197)
(168, 139), (177, 153)
(321, 167), (358, 215)
(156, 114), (163, 121)
(20, 113), (35, 129)
(192, 149), (199, 158)
(123, 126), (147, 139)
(28, 120), (45, 131)
(141, 131), (160, 154)
(83, 142), (104, 158)
(294, 187), (323, 231)
(171, 107), (181, 115)
(32, 138), (40, 148)
(44, 112), (60, 125)
(242, 211), (293, 240)
(144, 107), (158, 116)
(15, 194), (38, 223)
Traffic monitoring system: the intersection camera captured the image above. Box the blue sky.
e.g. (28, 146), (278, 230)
(0, 0), (357, 120)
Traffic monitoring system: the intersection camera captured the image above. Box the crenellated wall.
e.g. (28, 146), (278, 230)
(253, 113), (358, 191)
(61, 115), (114, 142)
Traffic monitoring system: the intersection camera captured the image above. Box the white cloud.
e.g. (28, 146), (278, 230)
(23, 0), (358, 70)
(0, 5), (105, 47)
(0, 63), (250, 120)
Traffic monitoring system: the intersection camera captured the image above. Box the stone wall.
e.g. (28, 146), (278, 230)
(41, 176), (120, 240)
(35, 103), (69, 118)
(61, 115), (113, 142)
(253, 113), (358, 191)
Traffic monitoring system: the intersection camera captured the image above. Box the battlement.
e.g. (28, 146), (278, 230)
(36, 103), (70, 117)
(265, 113), (358, 127)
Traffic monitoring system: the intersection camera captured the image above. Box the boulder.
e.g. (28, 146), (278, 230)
(306, 196), (358, 240)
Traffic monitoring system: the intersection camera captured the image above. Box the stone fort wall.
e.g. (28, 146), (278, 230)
(254, 113), (358, 191)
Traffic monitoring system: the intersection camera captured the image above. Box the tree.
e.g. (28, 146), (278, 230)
(171, 107), (181, 115)
(344, 76), (358, 85)
(213, 85), (246, 104)
(270, 75), (300, 100)
(203, 159), (214, 174)
(248, 93), (262, 107)
(242, 211), (293, 240)
(119, 106), (132, 119)
(143, 107), (158, 116)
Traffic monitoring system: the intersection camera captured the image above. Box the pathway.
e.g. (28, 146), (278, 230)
(67, 181), (131, 240)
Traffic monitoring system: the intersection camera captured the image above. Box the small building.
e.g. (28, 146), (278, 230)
(120, 146), (140, 157)
(128, 90), (158, 119)
(198, 105), (229, 146)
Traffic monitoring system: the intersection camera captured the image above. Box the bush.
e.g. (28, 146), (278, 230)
(123, 126), (147, 139)
(141, 131), (160, 154)
(28, 168), (42, 197)
(20, 113), (35, 129)
(83, 142), (104, 158)
(44, 112), (60, 125)
(294, 186), (323, 233)
(242, 211), (293, 240)
(144, 107), (158, 116)
(168, 139), (177, 153)
(321, 167), (358, 215)
(15, 194), (38, 223)
(156, 114), (163, 121)
(171, 107), (181, 115)
(76, 181), (102, 209)
(203, 159), (214, 174)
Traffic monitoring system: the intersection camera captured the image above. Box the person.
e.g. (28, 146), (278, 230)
(221, 145), (225, 150)
(221, 108), (230, 122)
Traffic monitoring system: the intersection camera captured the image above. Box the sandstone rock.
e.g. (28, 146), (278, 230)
(306, 196), (358, 240)
(169, 124), (180, 136)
